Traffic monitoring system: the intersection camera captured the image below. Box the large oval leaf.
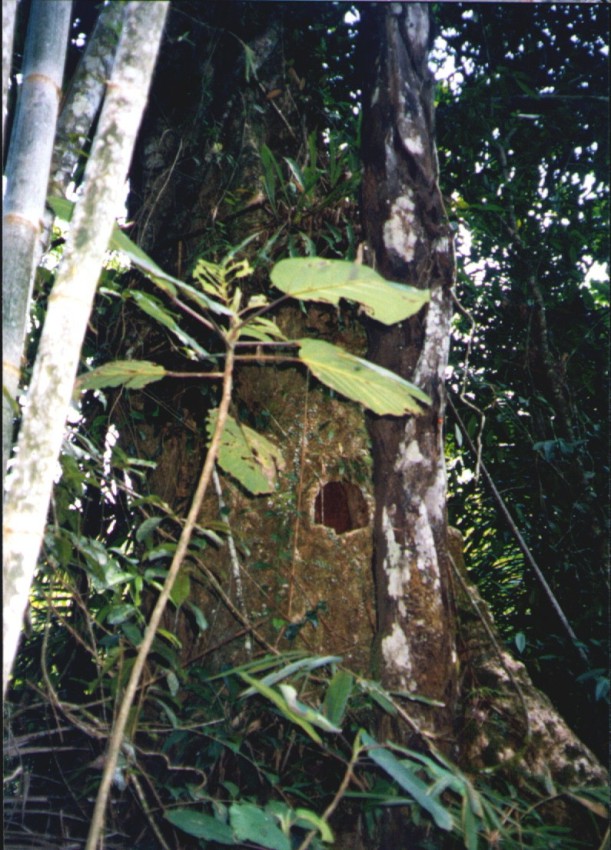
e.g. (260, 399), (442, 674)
(297, 338), (430, 416)
(271, 257), (429, 325)
(164, 809), (235, 844)
(229, 802), (291, 850)
(76, 360), (167, 391)
(208, 410), (285, 495)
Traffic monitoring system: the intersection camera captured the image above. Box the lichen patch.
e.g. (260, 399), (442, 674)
(381, 622), (414, 688)
(383, 193), (418, 261)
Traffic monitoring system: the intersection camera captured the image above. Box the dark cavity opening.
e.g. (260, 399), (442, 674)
(314, 481), (369, 534)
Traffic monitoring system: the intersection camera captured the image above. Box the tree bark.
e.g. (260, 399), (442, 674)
(2, 0), (169, 696)
(2, 0), (17, 148)
(2, 0), (72, 488)
(360, 4), (458, 746)
(49, 0), (125, 197)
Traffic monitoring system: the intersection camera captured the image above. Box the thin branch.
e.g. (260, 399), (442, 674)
(451, 289), (486, 481)
(85, 335), (237, 850)
(296, 737), (361, 850)
(447, 392), (589, 666)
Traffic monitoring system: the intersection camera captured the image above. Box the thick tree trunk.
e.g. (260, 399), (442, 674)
(2, 0), (72, 488)
(360, 4), (457, 744)
(358, 8), (606, 846)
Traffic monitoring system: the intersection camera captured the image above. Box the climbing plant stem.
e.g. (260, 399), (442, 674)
(85, 338), (237, 850)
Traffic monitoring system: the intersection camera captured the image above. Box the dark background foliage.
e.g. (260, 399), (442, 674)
(435, 4), (608, 758)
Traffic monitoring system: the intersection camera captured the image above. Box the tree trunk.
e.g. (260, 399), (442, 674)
(361, 4), (457, 744)
(2, 0), (17, 148)
(2, 0), (72, 488)
(2, 0), (169, 696)
(49, 0), (125, 198)
(359, 7), (606, 845)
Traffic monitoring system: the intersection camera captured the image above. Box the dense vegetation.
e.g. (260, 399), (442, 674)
(3, 3), (608, 850)
(436, 4), (608, 758)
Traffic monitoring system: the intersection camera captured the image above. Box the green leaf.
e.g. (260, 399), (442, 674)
(295, 808), (334, 843)
(323, 669), (353, 728)
(166, 671), (180, 698)
(239, 316), (287, 343)
(164, 809), (236, 844)
(135, 516), (163, 543)
(121, 621), (142, 646)
(129, 290), (209, 358)
(278, 684), (342, 733)
(361, 732), (454, 831)
(239, 654), (342, 697)
(155, 696), (179, 726)
(271, 257), (429, 325)
(230, 802), (291, 850)
(187, 602), (208, 633)
(170, 571), (191, 607)
(208, 410), (285, 495)
(514, 631), (526, 654)
(106, 604), (137, 625)
(284, 156), (305, 192)
(357, 678), (397, 715)
(462, 795), (480, 850)
(239, 672), (323, 745)
(77, 360), (166, 391)
(260, 144), (283, 210)
(157, 628), (182, 649)
(47, 196), (230, 316)
(297, 338), (430, 415)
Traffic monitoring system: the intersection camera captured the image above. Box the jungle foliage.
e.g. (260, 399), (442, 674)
(436, 4), (609, 758)
(3, 3), (608, 850)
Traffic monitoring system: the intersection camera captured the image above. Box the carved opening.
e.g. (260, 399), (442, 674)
(313, 481), (369, 534)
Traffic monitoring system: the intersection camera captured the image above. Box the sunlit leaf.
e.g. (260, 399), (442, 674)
(239, 672), (323, 745)
(565, 791), (609, 819)
(284, 156), (305, 192)
(157, 628), (182, 649)
(77, 360), (166, 391)
(208, 410), (285, 495)
(278, 685), (342, 733)
(239, 316), (287, 343)
(239, 654), (342, 697)
(295, 808), (334, 843)
(271, 257), (429, 325)
(297, 338), (430, 415)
